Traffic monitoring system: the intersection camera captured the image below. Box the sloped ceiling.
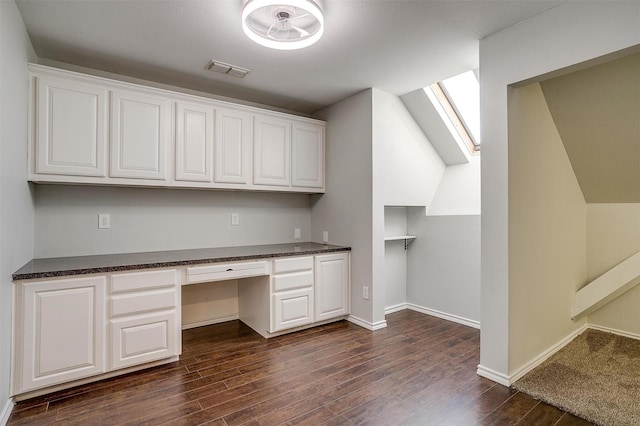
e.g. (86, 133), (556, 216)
(540, 52), (640, 203)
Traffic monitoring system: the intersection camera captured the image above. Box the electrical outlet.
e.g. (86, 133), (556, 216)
(294, 228), (301, 239)
(231, 213), (239, 226)
(323, 230), (329, 243)
(98, 213), (110, 229)
(363, 286), (369, 300)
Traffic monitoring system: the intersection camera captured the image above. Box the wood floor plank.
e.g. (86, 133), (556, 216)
(7, 312), (591, 426)
(477, 391), (540, 425)
(517, 402), (565, 425)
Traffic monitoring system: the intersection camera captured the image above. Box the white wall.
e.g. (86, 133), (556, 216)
(428, 155), (480, 216)
(372, 89), (445, 325)
(507, 83), (587, 375)
(34, 185), (312, 258)
(0, 0), (36, 418)
(311, 90), (374, 324)
(479, 1), (640, 383)
(587, 203), (640, 336)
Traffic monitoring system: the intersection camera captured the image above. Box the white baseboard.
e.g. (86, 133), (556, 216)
(347, 315), (387, 331)
(384, 303), (408, 315)
(1, 398), (14, 426)
(476, 365), (510, 387)
(407, 303), (480, 329)
(181, 314), (239, 330)
(508, 323), (589, 385)
(588, 324), (640, 340)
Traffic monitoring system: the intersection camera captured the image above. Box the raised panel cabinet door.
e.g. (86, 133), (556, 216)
(175, 101), (214, 182)
(35, 74), (108, 177)
(315, 253), (350, 322)
(18, 276), (106, 393)
(253, 115), (291, 187)
(110, 310), (179, 370)
(214, 107), (252, 184)
(291, 122), (324, 189)
(271, 288), (314, 332)
(111, 89), (171, 180)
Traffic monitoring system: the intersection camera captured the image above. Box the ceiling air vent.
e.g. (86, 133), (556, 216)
(206, 60), (251, 78)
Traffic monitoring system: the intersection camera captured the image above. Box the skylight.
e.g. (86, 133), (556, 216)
(426, 70), (480, 153)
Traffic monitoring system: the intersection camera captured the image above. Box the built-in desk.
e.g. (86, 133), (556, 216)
(12, 242), (350, 280)
(11, 243), (351, 399)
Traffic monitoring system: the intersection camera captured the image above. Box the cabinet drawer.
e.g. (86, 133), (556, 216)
(272, 270), (313, 292)
(110, 310), (179, 370)
(110, 288), (177, 317)
(272, 256), (313, 273)
(111, 269), (178, 293)
(186, 261), (267, 284)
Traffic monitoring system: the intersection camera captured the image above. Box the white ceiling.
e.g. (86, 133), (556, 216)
(16, 0), (563, 114)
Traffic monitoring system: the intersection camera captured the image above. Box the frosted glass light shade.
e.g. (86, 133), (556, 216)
(242, 0), (324, 50)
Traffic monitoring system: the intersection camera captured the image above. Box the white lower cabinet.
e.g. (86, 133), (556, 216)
(271, 256), (315, 332)
(110, 311), (178, 370)
(13, 268), (180, 395)
(13, 276), (107, 394)
(315, 253), (350, 322)
(109, 269), (181, 371)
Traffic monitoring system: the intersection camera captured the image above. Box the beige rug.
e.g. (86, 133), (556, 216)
(513, 329), (640, 426)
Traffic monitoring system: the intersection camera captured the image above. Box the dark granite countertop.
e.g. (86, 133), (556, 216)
(13, 242), (351, 280)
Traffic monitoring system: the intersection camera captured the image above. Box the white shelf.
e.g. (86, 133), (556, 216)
(384, 235), (416, 249)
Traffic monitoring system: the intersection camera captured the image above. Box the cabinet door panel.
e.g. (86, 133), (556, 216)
(19, 276), (106, 392)
(111, 90), (170, 180)
(215, 108), (252, 184)
(254, 116), (291, 187)
(315, 253), (350, 321)
(111, 310), (179, 370)
(292, 122), (324, 188)
(35, 75), (107, 177)
(272, 288), (313, 332)
(175, 102), (213, 182)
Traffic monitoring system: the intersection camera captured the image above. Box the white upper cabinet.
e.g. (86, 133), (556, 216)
(34, 74), (108, 177)
(28, 65), (325, 193)
(175, 101), (214, 182)
(110, 89), (171, 180)
(292, 121), (324, 189)
(253, 115), (291, 187)
(214, 107), (252, 184)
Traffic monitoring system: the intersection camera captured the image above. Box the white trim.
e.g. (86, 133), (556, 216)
(181, 314), (239, 330)
(476, 365), (510, 386)
(384, 303), (408, 315)
(508, 324), (589, 384)
(588, 324), (640, 341)
(1, 398), (14, 426)
(407, 303), (480, 329)
(347, 315), (387, 331)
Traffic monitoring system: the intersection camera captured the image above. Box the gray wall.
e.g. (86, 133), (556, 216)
(311, 90), (374, 324)
(34, 185), (312, 258)
(407, 214), (481, 324)
(1, 0), (36, 416)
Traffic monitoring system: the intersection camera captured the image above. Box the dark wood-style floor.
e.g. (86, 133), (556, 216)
(8, 310), (593, 425)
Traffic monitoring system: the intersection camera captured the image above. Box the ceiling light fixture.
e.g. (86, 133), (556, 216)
(242, 0), (324, 50)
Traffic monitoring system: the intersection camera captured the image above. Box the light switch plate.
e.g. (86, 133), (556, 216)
(231, 213), (239, 226)
(98, 214), (110, 229)
(322, 231), (329, 243)
(294, 228), (301, 239)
